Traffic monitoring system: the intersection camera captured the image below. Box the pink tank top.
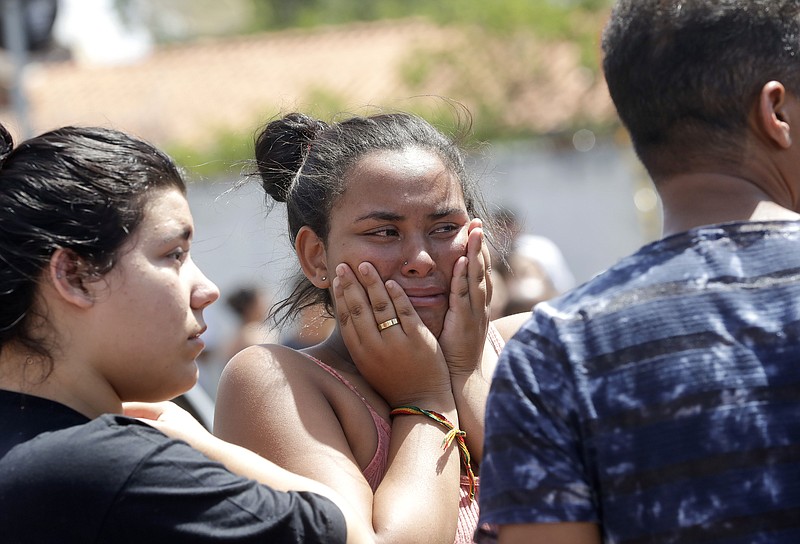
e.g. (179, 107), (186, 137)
(305, 323), (506, 544)
(303, 353), (390, 489)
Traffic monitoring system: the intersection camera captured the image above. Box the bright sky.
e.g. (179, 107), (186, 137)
(53, 0), (152, 65)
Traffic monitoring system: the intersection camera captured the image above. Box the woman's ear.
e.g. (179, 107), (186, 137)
(758, 80), (792, 149)
(295, 226), (330, 288)
(49, 248), (94, 309)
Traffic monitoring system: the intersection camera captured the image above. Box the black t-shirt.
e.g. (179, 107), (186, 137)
(0, 389), (347, 543)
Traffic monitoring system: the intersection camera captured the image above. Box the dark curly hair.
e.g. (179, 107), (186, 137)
(602, 0), (800, 179)
(253, 110), (495, 327)
(0, 123), (185, 367)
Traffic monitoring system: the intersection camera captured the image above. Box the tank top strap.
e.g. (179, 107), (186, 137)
(487, 322), (505, 355)
(302, 353), (366, 400)
(301, 352), (390, 491)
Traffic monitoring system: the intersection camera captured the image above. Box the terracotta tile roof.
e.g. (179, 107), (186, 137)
(10, 18), (615, 148)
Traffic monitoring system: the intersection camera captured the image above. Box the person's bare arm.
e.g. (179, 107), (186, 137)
(332, 261), (463, 543)
(214, 346), (382, 524)
(492, 311), (532, 341)
(123, 400), (374, 544)
(439, 222), (533, 465)
(498, 522), (602, 544)
(461, 310), (530, 461)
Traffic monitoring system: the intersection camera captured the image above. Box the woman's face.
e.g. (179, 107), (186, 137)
(325, 147), (470, 337)
(88, 188), (219, 402)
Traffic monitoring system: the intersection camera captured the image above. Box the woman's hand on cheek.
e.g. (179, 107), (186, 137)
(439, 219), (491, 376)
(332, 261), (451, 407)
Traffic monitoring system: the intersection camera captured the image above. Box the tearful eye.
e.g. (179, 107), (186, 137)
(371, 228), (399, 237)
(433, 224), (459, 235)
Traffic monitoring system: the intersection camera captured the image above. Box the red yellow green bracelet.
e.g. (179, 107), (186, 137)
(390, 405), (476, 500)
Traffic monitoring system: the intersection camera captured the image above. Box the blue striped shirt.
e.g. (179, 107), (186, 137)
(479, 221), (800, 544)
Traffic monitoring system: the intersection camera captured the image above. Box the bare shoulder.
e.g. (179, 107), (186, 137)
(480, 312), (532, 380)
(218, 343), (318, 393)
(214, 343), (333, 443)
(492, 311), (533, 342)
(214, 343), (378, 506)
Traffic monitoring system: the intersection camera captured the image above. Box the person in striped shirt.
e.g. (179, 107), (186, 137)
(478, 1), (800, 543)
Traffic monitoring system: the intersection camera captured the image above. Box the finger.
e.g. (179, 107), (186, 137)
(449, 254), (471, 311)
(357, 261), (402, 335)
(332, 263), (365, 342)
(385, 278), (426, 332)
(466, 221), (489, 310)
(473, 219), (494, 304)
(122, 401), (168, 420)
(483, 234), (494, 305)
(333, 262), (383, 342)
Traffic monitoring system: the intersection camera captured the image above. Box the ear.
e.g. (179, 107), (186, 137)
(758, 80), (792, 149)
(295, 226), (330, 288)
(48, 248), (94, 309)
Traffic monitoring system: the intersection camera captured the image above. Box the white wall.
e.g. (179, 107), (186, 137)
(477, 140), (658, 285)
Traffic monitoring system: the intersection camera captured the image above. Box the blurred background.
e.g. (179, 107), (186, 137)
(0, 0), (661, 404)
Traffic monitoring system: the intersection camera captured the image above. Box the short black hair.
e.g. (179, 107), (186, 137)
(602, 0), (800, 178)
(0, 124), (185, 363)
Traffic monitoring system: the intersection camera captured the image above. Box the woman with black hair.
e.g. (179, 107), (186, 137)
(0, 123), (371, 544)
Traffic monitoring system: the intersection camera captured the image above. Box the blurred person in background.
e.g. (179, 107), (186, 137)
(222, 285), (277, 364)
(489, 208), (574, 318)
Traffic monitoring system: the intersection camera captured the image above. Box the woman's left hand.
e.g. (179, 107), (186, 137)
(438, 218), (492, 376)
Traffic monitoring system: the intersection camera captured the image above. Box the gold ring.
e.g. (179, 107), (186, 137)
(377, 318), (399, 331)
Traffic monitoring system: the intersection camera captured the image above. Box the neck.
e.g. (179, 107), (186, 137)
(309, 327), (359, 375)
(0, 348), (122, 419)
(657, 172), (800, 237)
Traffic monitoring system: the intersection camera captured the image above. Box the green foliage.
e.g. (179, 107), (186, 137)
(301, 87), (351, 119)
(246, 0), (612, 37)
(172, 0), (616, 179)
(166, 127), (254, 181)
(166, 88), (354, 180)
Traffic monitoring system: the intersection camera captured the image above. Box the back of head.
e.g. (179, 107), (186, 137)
(254, 110), (489, 324)
(0, 123), (185, 360)
(602, 0), (800, 178)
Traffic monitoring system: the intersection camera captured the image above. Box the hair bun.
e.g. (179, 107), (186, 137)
(254, 113), (328, 203)
(0, 123), (15, 169)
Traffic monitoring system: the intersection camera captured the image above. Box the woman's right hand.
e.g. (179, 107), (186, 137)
(124, 400), (214, 448)
(332, 260), (462, 544)
(332, 261), (452, 408)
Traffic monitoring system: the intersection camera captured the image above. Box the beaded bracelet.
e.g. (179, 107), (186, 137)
(390, 405), (476, 500)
